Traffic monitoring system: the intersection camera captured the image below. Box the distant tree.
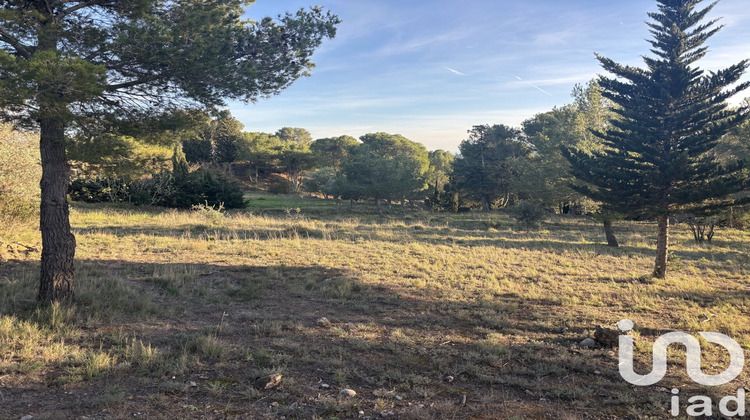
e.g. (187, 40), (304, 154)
(425, 150), (454, 206)
(564, 0), (749, 278)
(519, 81), (613, 213)
(211, 111), (244, 165)
(310, 135), (359, 169)
(236, 132), (284, 182)
(276, 142), (317, 192)
(304, 166), (338, 198)
(452, 124), (535, 211)
(0, 0), (338, 303)
(343, 133), (429, 214)
(276, 127), (313, 145)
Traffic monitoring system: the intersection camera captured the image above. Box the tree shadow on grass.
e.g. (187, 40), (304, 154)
(0, 256), (710, 419)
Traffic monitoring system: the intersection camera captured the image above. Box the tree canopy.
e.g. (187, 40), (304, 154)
(0, 0), (339, 303)
(343, 133), (429, 206)
(563, 0), (749, 278)
(452, 124), (535, 211)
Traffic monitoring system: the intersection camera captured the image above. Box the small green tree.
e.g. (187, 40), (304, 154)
(425, 149), (454, 206)
(212, 111), (244, 165)
(276, 142), (317, 192)
(310, 135), (359, 169)
(564, 0), (749, 278)
(343, 133), (429, 214)
(236, 132), (284, 182)
(276, 127), (313, 145)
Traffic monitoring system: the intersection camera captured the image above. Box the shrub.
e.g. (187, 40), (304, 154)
(268, 179), (294, 195)
(69, 168), (246, 210)
(511, 200), (546, 230)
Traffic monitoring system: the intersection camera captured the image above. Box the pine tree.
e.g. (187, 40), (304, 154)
(564, 0), (749, 278)
(0, 1), (338, 303)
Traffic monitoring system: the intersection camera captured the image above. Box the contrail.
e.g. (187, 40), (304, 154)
(514, 75), (552, 96)
(443, 66), (466, 76)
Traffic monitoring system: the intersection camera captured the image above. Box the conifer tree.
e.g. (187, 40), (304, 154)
(564, 0), (749, 278)
(0, 1), (338, 303)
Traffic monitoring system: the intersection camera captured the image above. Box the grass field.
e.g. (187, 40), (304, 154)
(1, 193), (750, 419)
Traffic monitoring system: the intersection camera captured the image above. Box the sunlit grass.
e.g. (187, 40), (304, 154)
(0, 197), (748, 417)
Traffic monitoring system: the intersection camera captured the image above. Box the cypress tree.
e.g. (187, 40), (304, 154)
(564, 0), (749, 278)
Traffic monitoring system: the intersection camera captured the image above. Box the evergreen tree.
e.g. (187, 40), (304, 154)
(452, 124), (534, 211)
(564, 0), (749, 278)
(0, 1), (338, 303)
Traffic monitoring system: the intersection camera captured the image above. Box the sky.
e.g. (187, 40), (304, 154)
(230, 0), (750, 152)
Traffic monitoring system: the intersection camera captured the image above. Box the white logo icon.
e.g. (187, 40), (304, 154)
(617, 319), (744, 387)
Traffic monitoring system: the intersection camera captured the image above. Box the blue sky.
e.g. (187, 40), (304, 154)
(231, 0), (750, 151)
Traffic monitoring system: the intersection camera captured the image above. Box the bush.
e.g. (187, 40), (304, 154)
(0, 124), (40, 226)
(69, 168), (246, 210)
(166, 168), (246, 209)
(68, 176), (131, 203)
(511, 200), (546, 230)
(268, 179), (294, 195)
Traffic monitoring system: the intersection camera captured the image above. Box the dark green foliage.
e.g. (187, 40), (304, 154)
(519, 81), (611, 212)
(182, 138), (213, 163)
(211, 111), (244, 164)
(69, 167), (246, 209)
(68, 176), (131, 203)
(562, 0), (749, 278)
(275, 142), (317, 192)
(268, 179), (295, 195)
(310, 136), (359, 169)
(304, 167), (338, 197)
(511, 200), (547, 230)
(166, 168), (246, 209)
(452, 124), (535, 211)
(342, 133), (429, 204)
(425, 149), (454, 202)
(276, 127), (313, 145)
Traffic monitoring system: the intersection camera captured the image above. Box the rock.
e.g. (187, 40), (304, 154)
(21, 416), (34, 420)
(443, 374), (454, 383)
(254, 373), (282, 390)
(189, 381), (197, 387)
(316, 317), (332, 328)
(340, 388), (357, 397)
(580, 338), (596, 348)
(595, 325), (620, 348)
(320, 383), (330, 389)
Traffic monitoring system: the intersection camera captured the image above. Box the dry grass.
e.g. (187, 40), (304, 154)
(1, 198), (749, 419)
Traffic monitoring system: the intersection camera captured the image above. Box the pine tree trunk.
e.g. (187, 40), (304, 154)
(603, 220), (619, 247)
(37, 117), (76, 304)
(653, 214), (669, 279)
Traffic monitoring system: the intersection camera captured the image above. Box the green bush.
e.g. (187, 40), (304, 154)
(511, 200), (547, 230)
(69, 169), (246, 209)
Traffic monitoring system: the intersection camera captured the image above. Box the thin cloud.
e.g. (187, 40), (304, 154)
(442, 66), (466, 76)
(514, 75), (553, 96)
